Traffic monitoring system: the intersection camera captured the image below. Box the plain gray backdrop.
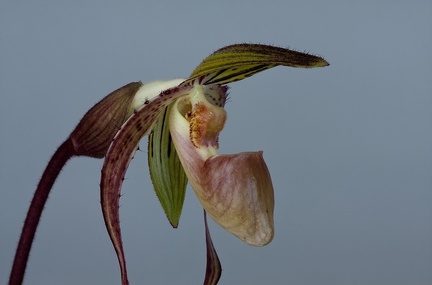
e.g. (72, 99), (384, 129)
(1, 1), (431, 284)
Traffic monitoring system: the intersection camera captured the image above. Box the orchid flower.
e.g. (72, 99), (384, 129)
(10, 44), (328, 285)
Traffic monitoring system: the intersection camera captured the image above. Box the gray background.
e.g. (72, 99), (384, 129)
(1, 1), (431, 284)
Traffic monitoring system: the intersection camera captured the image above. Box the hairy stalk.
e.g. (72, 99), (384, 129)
(9, 139), (75, 285)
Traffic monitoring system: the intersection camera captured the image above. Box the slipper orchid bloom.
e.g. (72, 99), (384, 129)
(10, 44), (328, 285)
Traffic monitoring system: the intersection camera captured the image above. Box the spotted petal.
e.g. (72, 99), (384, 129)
(128, 78), (191, 228)
(100, 84), (194, 285)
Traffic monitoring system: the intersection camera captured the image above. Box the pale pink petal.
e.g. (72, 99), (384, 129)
(170, 85), (274, 246)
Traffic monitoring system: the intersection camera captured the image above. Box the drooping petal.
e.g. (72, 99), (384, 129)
(114, 78), (191, 228)
(169, 85), (274, 246)
(203, 210), (222, 285)
(100, 84), (194, 285)
(183, 43), (329, 85)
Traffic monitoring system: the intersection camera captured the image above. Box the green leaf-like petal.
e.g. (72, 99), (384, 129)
(148, 103), (188, 228)
(184, 43), (329, 85)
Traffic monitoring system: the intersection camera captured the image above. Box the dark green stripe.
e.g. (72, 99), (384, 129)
(206, 64), (272, 85)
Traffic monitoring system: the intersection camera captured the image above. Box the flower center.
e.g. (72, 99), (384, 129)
(190, 102), (226, 148)
(177, 85), (228, 148)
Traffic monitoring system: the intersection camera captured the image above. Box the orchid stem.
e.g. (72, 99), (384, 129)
(9, 139), (76, 285)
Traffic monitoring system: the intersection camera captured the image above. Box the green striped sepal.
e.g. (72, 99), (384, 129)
(148, 104), (188, 228)
(183, 43), (329, 85)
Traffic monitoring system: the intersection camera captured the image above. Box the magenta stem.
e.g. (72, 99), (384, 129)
(9, 139), (75, 285)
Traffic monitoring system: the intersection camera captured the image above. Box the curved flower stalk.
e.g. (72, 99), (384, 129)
(10, 43), (328, 285)
(9, 81), (144, 285)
